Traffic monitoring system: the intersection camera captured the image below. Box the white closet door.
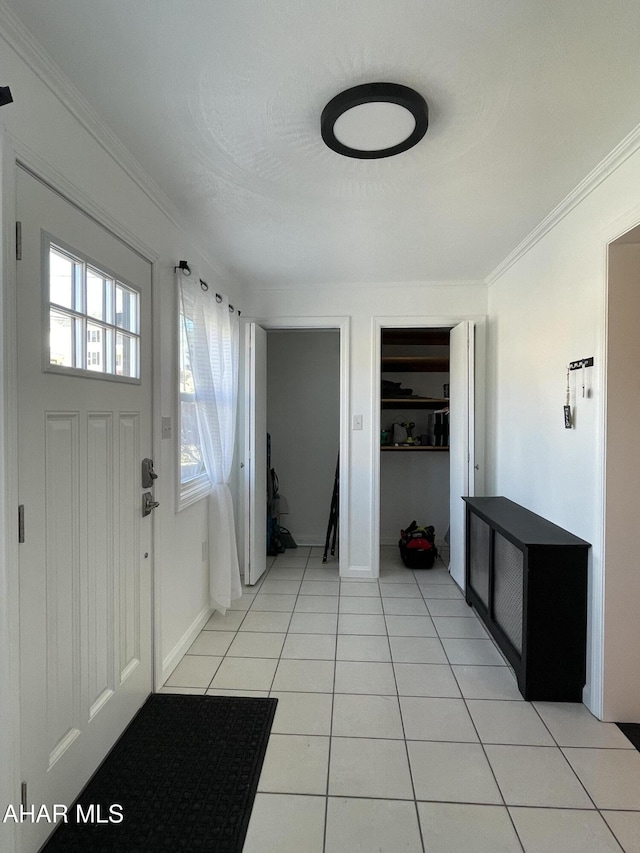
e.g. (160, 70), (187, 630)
(449, 320), (476, 587)
(245, 322), (268, 585)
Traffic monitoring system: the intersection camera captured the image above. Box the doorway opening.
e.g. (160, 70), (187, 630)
(379, 327), (452, 566)
(267, 328), (341, 551)
(373, 318), (480, 584)
(243, 320), (347, 587)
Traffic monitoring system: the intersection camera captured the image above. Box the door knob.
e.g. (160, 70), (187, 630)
(142, 491), (160, 517)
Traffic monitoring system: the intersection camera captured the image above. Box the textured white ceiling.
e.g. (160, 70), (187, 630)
(7, 0), (640, 289)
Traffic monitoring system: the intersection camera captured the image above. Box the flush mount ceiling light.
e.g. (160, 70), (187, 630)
(0, 85), (13, 107)
(321, 82), (428, 159)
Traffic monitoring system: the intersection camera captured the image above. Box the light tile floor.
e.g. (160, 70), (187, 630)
(162, 545), (640, 853)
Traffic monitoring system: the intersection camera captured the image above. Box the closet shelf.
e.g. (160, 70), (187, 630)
(382, 356), (449, 373)
(382, 397), (448, 409)
(381, 445), (449, 452)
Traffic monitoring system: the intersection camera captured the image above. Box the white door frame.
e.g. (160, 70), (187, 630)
(593, 201), (640, 721)
(244, 322), (268, 586)
(371, 315), (486, 580)
(241, 315), (350, 576)
(0, 134), (160, 853)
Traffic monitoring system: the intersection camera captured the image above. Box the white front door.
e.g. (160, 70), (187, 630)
(244, 322), (268, 585)
(16, 167), (154, 852)
(449, 320), (476, 587)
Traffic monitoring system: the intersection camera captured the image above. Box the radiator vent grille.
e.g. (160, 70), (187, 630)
(493, 533), (524, 654)
(469, 514), (490, 607)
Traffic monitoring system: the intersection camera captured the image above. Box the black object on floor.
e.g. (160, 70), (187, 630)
(43, 693), (277, 853)
(617, 722), (640, 751)
(278, 526), (297, 549)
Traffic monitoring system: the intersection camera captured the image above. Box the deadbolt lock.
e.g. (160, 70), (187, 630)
(141, 458), (158, 488)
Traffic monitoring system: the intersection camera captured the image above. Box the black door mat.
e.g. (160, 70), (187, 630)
(42, 693), (277, 853)
(617, 722), (640, 751)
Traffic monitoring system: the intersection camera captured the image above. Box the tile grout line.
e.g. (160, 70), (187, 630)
(322, 552), (340, 853)
(423, 564), (527, 849)
(171, 550), (638, 852)
(387, 568), (428, 853)
(526, 700), (604, 818)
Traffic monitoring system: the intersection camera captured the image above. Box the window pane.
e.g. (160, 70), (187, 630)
(86, 322), (105, 372)
(116, 283), (138, 333)
(87, 268), (108, 320)
(49, 249), (76, 309)
(179, 312), (204, 484)
(179, 318), (195, 395)
(115, 332), (139, 378)
(181, 399), (204, 482)
(49, 309), (76, 367)
(46, 240), (141, 381)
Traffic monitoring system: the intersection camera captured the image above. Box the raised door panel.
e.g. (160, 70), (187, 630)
(86, 413), (115, 719)
(45, 413), (82, 769)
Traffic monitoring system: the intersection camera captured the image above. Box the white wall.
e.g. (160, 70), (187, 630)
(0, 18), (247, 827)
(380, 452), (450, 546)
(267, 330), (340, 546)
(247, 283), (487, 575)
(486, 138), (640, 719)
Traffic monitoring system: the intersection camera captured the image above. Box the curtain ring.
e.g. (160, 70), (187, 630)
(175, 260), (191, 276)
(215, 293), (222, 303)
(229, 304), (234, 313)
(199, 279), (209, 292)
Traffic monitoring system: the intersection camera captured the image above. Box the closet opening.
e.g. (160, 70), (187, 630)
(266, 328), (341, 554)
(379, 327), (452, 568)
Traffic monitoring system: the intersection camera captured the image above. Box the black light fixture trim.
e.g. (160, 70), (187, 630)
(321, 82), (428, 159)
(0, 86), (14, 107)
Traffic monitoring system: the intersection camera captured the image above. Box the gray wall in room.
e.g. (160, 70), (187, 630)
(267, 330), (340, 546)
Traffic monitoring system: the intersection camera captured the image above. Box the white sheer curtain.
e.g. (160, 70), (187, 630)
(179, 269), (242, 609)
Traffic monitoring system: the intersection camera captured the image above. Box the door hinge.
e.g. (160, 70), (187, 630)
(21, 781), (27, 810)
(18, 504), (25, 543)
(15, 221), (22, 261)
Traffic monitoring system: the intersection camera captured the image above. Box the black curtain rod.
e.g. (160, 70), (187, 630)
(175, 260), (241, 315)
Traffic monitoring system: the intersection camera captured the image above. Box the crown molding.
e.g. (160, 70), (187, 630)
(486, 121), (640, 286)
(0, 2), (187, 233)
(244, 278), (486, 292)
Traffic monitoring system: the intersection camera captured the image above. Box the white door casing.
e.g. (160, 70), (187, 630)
(16, 167), (153, 852)
(449, 319), (476, 587)
(244, 322), (268, 585)
(373, 318), (479, 581)
(241, 317), (349, 580)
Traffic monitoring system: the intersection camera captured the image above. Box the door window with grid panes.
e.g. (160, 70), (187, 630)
(47, 240), (140, 380)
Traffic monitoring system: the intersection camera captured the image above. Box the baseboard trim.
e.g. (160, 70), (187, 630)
(288, 536), (326, 548)
(161, 604), (212, 685)
(342, 566), (374, 579)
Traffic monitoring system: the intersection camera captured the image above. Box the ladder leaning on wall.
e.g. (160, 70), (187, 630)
(322, 455), (339, 563)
